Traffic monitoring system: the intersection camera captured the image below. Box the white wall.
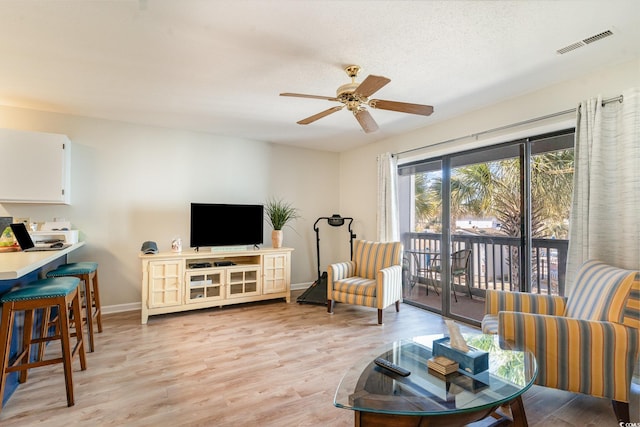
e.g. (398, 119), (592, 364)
(338, 58), (640, 258)
(0, 107), (341, 307)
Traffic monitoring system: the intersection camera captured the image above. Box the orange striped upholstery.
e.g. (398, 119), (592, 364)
(483, 260), (640, 403)
(329, 261), (355, 281)
(622, 273), (640, 330)
(352, 240), (403, 279)
(328, 240), (403, 312)
(564, 260), (637, 323)
(482, 290), (567, 334)
(499, 312), (638, 402)
(485, 289), (567, 316)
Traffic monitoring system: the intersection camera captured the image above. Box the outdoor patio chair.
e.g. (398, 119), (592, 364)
(327, 240), (403, 324)
(421, 249), (472, 302)
(407, 250), (438, 296)
(481, 260), (640, 423)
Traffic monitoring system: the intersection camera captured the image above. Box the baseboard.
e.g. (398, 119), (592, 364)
(291, 281), (314, 291)
(103, 302), (141, 314)
(102, 283), (314, 314)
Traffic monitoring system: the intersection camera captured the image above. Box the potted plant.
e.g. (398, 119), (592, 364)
(264, 198), (299, 248)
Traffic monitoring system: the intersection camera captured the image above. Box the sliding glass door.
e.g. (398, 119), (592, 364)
(447, 144), (522, 321)
(399, 159), (443, 313)
(529, 134), (574, 296)
(399, 130), (574, 325)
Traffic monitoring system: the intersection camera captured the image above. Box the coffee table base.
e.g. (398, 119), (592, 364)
(354, 395), (528, 427)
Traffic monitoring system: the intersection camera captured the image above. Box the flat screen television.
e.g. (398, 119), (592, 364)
(190, 203), (264, 249)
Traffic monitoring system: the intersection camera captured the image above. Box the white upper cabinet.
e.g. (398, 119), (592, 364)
(0, 128), (71, 204)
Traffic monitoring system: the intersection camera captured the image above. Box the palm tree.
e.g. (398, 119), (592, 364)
(531, 150), (574, 238)
(414, 172), (442, 231)
(414, 149), (574, 289)
(416, 150), (573, 238)
(451, 163), (495, 218)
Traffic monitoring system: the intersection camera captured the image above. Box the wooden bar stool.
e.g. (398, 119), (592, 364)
(0, 277), (87, 411)
(47, 262), (102, 352)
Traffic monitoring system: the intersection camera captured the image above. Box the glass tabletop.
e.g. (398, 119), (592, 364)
(334, 334), (537, 417)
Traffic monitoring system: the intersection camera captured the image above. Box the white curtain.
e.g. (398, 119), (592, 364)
(566, 87), (640, 295)
(377, 152), (399, 242)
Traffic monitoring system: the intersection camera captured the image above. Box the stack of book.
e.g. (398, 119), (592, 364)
(427, 356), (459, 379)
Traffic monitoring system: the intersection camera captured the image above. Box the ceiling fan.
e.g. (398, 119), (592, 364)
(280, 65), (434, 133)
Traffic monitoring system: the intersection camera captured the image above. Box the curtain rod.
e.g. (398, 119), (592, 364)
(395, 95), (623, 157)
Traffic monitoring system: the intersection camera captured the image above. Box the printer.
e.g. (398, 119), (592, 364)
(30, 221), (79, 245)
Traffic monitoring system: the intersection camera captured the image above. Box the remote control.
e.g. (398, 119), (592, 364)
(374, 357), (411, 377)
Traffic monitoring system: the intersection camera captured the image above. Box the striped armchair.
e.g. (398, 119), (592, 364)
(482, 260), (640, 423)
(327, 240), (403, 324)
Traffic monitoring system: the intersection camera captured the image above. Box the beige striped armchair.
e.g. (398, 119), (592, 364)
(482, 260), (639, 423)
(327, 240), (403, 324)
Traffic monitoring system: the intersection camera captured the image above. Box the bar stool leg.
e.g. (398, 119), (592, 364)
(18, 309), (35, 384)
(0, 303), (15, 411)
(59, 295), (75, 406)
(76, 271), (102, 352)
(71, 288), (87, 371)
(81, 273), (95, 353)
(36, 307), (55, 361)
(92, 270), (103, 333)
(60, 288), (87, 406)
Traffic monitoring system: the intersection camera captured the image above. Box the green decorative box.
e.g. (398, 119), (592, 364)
(432, 337), (489, 374)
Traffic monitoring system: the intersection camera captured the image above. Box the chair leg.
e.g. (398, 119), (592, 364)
(58, 297), (75, 407)
(327, 300), (333, 313)
(37, 306), (58, 361)
(19, 309), (35, 384)
(91, 270), (103, 333)
(377, 309), (382, 325)
(451, 280), (458, 303)
(427, 271), (440, 297)
(612, 400), (630, 423)
(81, 273), (95, 353)
(70, 289), (87, 371)
(0, 303), (16, 413)
(37, 307), (49, 361)
(395, 300), (400, 312)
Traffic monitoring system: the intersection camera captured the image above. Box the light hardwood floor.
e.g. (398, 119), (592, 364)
(0, 292), (637, 426)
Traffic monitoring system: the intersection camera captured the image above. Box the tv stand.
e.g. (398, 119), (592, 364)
(140, 247), (293, 324)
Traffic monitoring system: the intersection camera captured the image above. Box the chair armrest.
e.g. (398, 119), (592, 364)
(376, 265), (403, 308)
(485, 289), (567, 316)
(499, 311), (639, 402)
(328, 261), (356, 286)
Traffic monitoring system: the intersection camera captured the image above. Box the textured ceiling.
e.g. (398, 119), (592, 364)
(1, 1), (639, 152)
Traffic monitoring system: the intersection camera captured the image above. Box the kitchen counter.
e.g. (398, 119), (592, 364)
(0, 242), (85, 280)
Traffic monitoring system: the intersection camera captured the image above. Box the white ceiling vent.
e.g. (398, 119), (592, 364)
(556, 30), (613, 55)
(557, 42), (585, 55)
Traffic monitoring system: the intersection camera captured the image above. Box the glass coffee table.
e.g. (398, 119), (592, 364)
(334, 334), (536, 426)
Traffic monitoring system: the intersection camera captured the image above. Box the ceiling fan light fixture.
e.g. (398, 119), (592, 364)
(337, 82), (360, 97)
(280, 64), (433, 132)
(347, 99), (364, 112)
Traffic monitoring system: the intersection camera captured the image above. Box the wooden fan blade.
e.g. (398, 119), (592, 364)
(354, 75), (391, 98)
(369, 99), (434, 116)
(280, 92), (339, 102)
(354, 109), (379, 133)
(297, 106), (344, 125)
